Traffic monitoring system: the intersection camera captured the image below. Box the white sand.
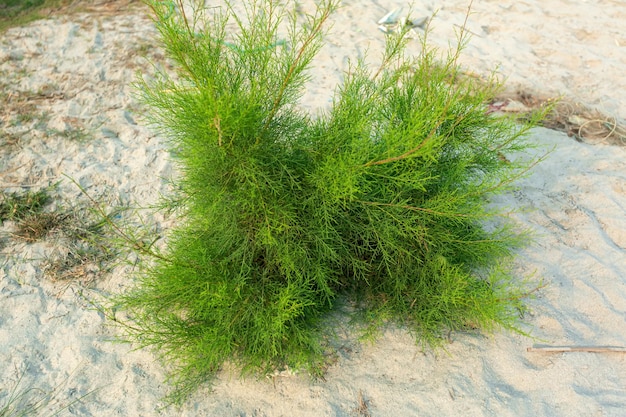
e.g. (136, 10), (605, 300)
(1, 1), (625, 416)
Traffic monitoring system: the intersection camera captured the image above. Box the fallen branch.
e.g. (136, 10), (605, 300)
(527, 345), (626, 353)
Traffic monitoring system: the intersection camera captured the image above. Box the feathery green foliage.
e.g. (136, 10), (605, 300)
(114, 0), (544, 403)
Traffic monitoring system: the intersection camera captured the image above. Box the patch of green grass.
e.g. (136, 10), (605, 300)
(0, 188), (51, 224)
(0, 0), (46, 19)
(112, 0), (546, 404)
(14, 110), (48, 128)
(0, 187), (67, 241)
(0, 0), (49, 32)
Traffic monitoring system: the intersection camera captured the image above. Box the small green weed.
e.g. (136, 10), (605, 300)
(0, 188), (51, 224)
(0, 187), (66, 241)
(0, 365), (96, 417)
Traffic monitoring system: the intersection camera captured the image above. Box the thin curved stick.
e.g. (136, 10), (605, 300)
(528, 345), (626, 353)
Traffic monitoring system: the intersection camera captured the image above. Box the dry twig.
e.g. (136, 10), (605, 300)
(527, 345), (626, 353)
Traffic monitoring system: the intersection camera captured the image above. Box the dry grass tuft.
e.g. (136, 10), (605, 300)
(492, 90), (626, 146)
(13, 211), (67, 241)
(44, 240), (115, 286)
(353, 390), (372, 417)
(0, 188), (51, 223)
(0, 187), (119, 286)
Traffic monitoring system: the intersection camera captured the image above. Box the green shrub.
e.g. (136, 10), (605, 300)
(114, 0), (544, 404)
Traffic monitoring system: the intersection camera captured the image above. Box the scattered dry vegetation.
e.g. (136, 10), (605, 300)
(0, 78), (67, 147)
(352, 390), (372, 417)
(492, 90), (626, 146)
(0, 186), (120, 285)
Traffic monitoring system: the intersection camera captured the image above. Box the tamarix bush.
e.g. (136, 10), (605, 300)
(114, 0), (545, 404)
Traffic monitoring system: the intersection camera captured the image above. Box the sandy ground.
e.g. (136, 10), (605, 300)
(1, 1), (625, 416)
